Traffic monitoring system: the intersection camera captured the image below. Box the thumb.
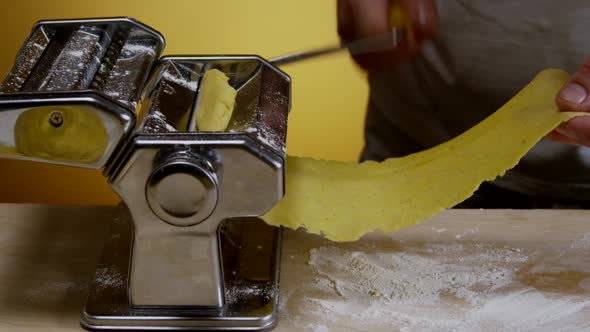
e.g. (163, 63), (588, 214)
(552, 56), (590, 146)
(556, 57), (590, 113)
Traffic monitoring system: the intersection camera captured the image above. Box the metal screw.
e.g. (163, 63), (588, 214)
(49, 111), (64, 128)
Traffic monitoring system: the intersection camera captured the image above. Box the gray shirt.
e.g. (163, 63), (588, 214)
(362, 0), (590, 200)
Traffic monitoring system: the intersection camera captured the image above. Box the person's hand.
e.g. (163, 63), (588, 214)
(337, 0), (438, 70)
(549, 57), (590, 146)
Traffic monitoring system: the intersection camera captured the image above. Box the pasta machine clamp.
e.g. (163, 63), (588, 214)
(0, 17), (290, 331)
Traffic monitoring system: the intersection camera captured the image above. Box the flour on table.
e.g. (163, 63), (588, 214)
(280, 241), (590, 331)
(571, 233), (590, 251)
(308, 246), (518, 306)
(456, 289), (590, 331)
(95, 266), (126, 290)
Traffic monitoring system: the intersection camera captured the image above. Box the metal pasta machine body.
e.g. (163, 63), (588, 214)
(0, 17), (290, 330)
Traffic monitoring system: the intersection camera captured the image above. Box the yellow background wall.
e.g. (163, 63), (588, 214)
(0, 0), (369, 205)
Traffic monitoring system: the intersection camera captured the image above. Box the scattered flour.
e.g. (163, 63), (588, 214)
(95, 266), (126, 290)
(162, 70), (198, 91)
(23, 279), (85, 304)
(454, 228), (478, 239)
(141, 110), (177, 133)
(120, 42), (157, 57)
(308, 246), (520, 306)
(571, 233), (590, 251)
(456, 289), (590, 331)
(153, 111), (177, 132)
(255, 131), (285, 154)
(66, 49), (85, 58)
(305, 323), (330, 332)
(280, 243), (590, 331)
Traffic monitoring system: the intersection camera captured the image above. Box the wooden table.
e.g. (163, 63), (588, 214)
(0, 204), (589, 331)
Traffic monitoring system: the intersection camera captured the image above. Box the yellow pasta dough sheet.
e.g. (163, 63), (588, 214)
(262, 69), (589, 242)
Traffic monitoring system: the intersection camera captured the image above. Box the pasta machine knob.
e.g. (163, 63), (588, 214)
(146, 158), (218, 226)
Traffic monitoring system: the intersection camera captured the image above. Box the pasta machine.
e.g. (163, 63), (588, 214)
(0, 17), (290, 330)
